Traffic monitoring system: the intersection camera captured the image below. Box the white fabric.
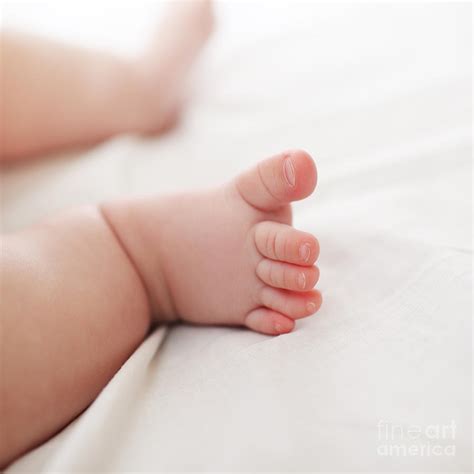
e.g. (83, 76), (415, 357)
(2, 2), (472, 471)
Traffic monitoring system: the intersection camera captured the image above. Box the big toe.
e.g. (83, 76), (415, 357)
(236, 150), (317, 211)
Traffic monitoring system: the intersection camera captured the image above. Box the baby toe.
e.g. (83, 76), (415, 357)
(260, 287), (322, 319)
(236, 149), (317, 211)
(256, 258), (319, 291)
(245, 308), (295, 335)
(254, 221), (319, 266)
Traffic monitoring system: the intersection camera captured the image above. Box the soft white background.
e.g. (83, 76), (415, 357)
(1, 1), (472, 472)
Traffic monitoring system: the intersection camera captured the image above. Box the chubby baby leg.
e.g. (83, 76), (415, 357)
(0, 207), (151, 467)
(0, 149), (321, 467)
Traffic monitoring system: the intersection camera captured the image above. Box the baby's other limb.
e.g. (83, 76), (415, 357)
(0, 0), (213, 160)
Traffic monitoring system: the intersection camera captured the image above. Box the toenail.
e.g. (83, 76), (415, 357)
(283, 158), (296, 187)
(299, 243), (311, 262)
(298, 272), (306, 290)
(274, 322), (283, 333)
(306, 302), (316, 314)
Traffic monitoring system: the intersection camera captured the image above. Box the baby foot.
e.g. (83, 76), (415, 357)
(136, 0), (214, 133)
(101, 150), (321, 335)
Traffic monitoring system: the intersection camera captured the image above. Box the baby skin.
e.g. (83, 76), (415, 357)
(1, 150), (320, 466)
(103, 149), (321, 334)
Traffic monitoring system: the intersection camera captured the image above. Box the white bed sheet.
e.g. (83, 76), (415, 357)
(2, 2), (472, 472)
